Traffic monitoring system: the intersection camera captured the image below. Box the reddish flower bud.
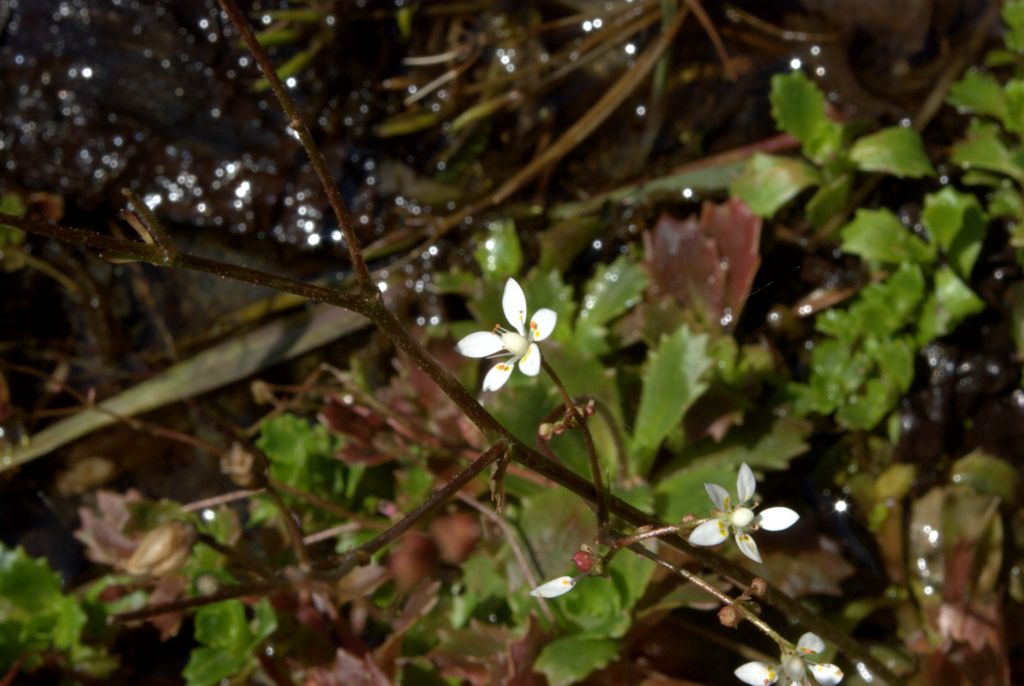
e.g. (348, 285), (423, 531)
(573, 550), (593, 573)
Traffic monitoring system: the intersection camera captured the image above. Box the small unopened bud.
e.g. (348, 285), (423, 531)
(718, 605), (741, 628)
(250, 380), (276, 405)
(221, 442), (258, 488)
(583, 400), (596, 416)
(538, 423), (555, 441)
(126, 521), (196, 577)
(750, 577), (769, 598)
(573, 550), (594, 573)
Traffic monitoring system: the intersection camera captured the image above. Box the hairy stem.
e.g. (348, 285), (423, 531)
(216, 0), (372, 289)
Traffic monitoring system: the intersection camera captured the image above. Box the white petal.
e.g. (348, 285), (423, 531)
(688, 519), (729, 546)
(529, 576), (576, 598)
(796, 633), (826, 656)
(529, 308), (557, 342)
(455, 331), (505, 358)
(734, 661), (779, 685)
(502, 278), (527, 335)
(734, 531), (762, 563)
(482, 361), (515, 392)
(705, 483), (731, 511)
(518, 343), (541, 376)
(809, 663), (844, 685)
(737, 463), (756, 504)
(758, 507), (800, 532)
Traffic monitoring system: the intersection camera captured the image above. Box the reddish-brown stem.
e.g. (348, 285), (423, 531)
(216, 0), (372, 289)
(541, 358), (609, 532)
(112, 580), (286, 623)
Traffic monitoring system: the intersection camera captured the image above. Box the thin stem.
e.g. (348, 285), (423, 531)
(195, 532), (275, 581)
(318, 442), (506, 579)
(624, 541), (786, 647)
(216, 0), (372, 289)
(112, 580), (286, 623)
(182, 489), (262, 513)
(0, 214), (371, 313)
(542, 358), (608, 531)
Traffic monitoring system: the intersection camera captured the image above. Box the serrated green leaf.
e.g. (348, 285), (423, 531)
(574, 255), (649, 354)
(183, 647), (249, 686)
(921, 188), (987, 277)
(817, 264), (926, 340)
(917, 265), (986, 343)
(534, 635), (618, 686)
(769, 71), (842, 161)
(184, 599), (277, 686)
(840, 208), (935, 264)
(850, 127), (935, 178)
(630, 325), (712, 476)
(194, 600), (249, 651)
(951, 126), (1024, 184)
(730, 153), (821, 218)
(1004, 0), (1024, 53)
(947, 71), (1007, 122)
(1004, 80), (1024, 133)
(472, 219), (522, 282)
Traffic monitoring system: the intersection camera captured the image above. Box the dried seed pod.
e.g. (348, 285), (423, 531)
(750, 577), (769, 599)
(718, 605), (741, 628)
(126, 521), (196, 577)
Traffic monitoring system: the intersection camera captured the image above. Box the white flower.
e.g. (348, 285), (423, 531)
(735, 632), (844, 686)
(455, 278), (557, 392)
(687, 463), (799, 563)
(529, 575), (576, 598)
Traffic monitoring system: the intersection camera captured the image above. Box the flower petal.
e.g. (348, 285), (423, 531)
(455, 331), (505, 358)
(705, 483), (731, 511)
(502, 278), (527, 335)
(482, 361), (515, 392)
(758, 507), (800, 532)
(734, 661), (779, 685)
(737, 463), (756, 504)
(529, 308), (557, 342)
(529, 575), (576, 598)
(796, 633), (826, 656)
(688, 519), (729, 547)
(518, 343), (542, 376)
(809, 663), (844, 685)
(734, 531), (762, 563)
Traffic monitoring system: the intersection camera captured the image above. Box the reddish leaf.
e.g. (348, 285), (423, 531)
(644, 199), (762, 331)
(74, 489), (143, 567)
(305, 649), (394, 686)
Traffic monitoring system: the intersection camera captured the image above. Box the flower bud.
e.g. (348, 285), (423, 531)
(718, 605), (741, 628)
(573, 550), (594, 573)
(538, 423), (555, 441)
(126, 521), (196, 577)
(750, 577), (769, 598)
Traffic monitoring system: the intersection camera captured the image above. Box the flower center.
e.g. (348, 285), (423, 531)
(730, 507), (755, 529)
(782, 655), (806, 682)
(501, 331), (530, 358)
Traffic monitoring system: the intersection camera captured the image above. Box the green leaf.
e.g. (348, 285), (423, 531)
(951, 126), (1024, 185)
(806, 173), (852, 230)
(256, 414), (346, 502)
(574, 255), (649, 354)
(817, 264), (926, 340)
(0, 544), (92, 671)
(184, 599), (277, 686)
(472, 219), (523, 282)
(730, 154), (821, 218)
(769, 71), (842, 161)
(1003, 79), (1024, 133)
(0, 193), (26, 248)
(840, 209), (935, 264)
(951, 450), (1020, 502)
(630, 325), (712, 476)
(947, 71), (1007, 122)
(921, 188), (987, 277)
(849, 127), (935, 178)
(917, 266), (986, 344)
(1004, 0), (1024, 53)
(534, 635), (618, 686)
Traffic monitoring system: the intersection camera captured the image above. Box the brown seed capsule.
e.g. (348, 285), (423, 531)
(750, 577), (769, 598)
(718, 605), (741, 628)
(126, 521), (196, 577)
